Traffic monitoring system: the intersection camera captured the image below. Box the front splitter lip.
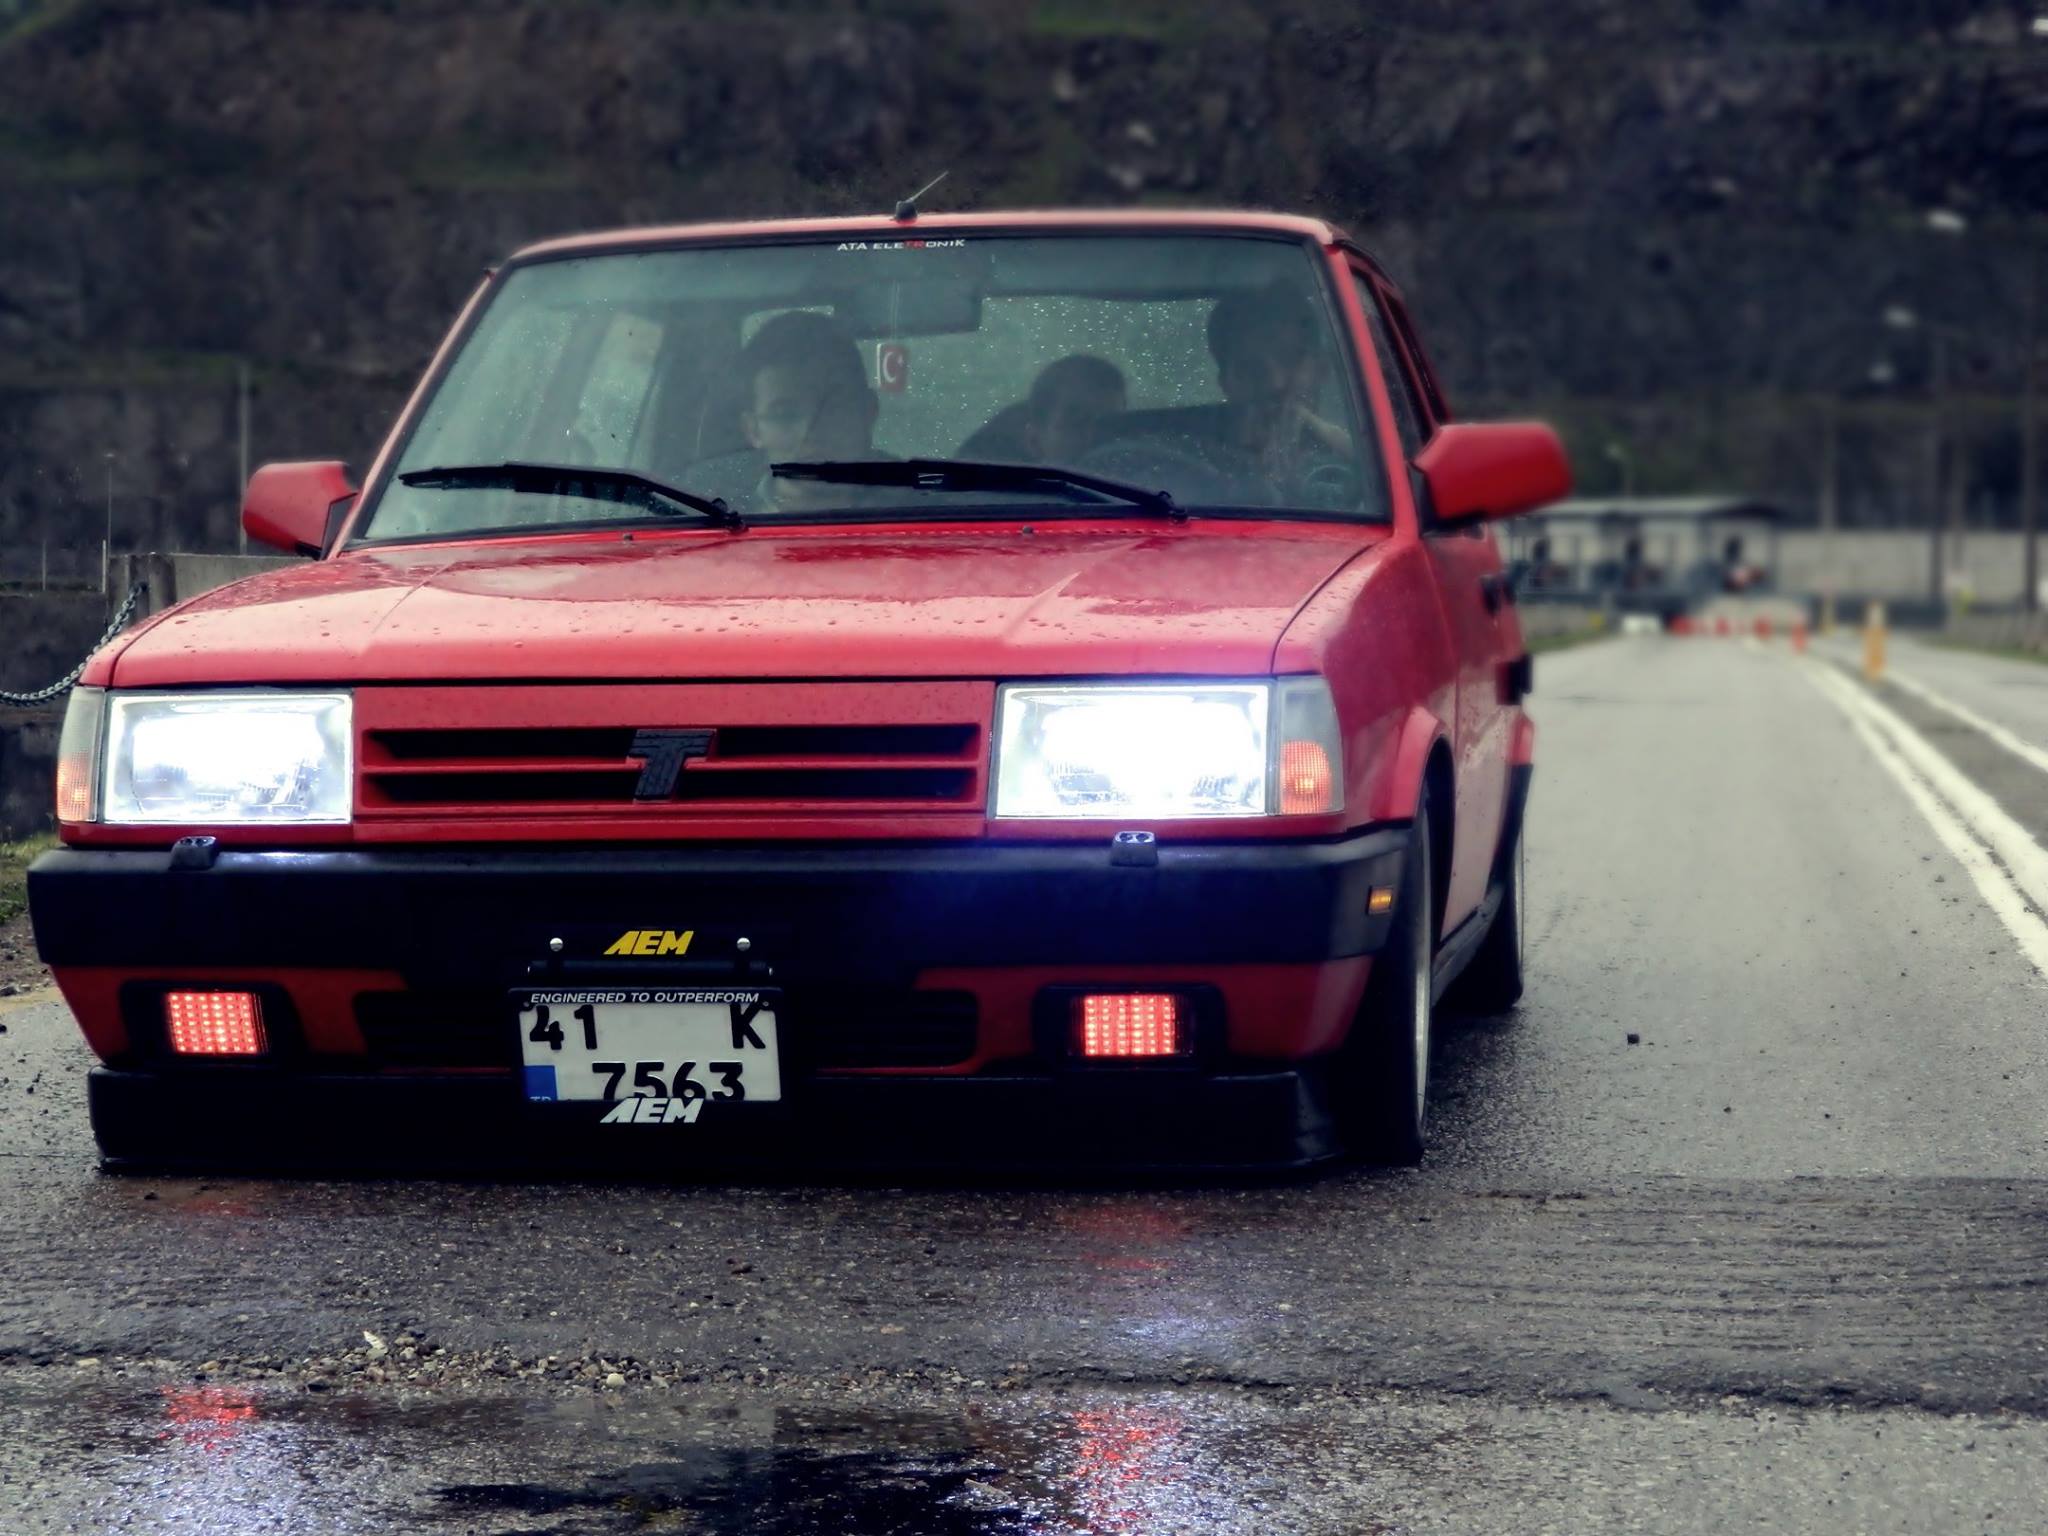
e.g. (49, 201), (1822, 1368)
(85, 1060), (1342, 1176)
(29, 829), (1407, 978)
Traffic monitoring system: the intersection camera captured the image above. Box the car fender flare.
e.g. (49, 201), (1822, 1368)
(1510, 711), (1536, 769)
(1369, 704), (1451, 826)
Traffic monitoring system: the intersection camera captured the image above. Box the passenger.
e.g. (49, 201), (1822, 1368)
(1023, 354), (1127, 465)
(960, 354), (1127, 466)
(740, 310), (881, 511)
(1205, 285), (1350, 480)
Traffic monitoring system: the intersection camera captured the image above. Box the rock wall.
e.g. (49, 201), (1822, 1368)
(2, 0), (2046, 560)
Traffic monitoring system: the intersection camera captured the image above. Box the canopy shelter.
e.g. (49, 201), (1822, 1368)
(1504, 495), (1787, 615)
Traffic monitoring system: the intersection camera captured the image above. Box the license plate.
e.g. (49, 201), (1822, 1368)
(515, 988), (781, 1105)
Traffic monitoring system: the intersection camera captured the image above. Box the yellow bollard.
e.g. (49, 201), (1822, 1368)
(1862, 599), (1887, 682)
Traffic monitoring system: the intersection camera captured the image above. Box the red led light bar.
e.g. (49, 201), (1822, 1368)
(164, 992), (266, 1057)
(1077, 993), (1187, 1058)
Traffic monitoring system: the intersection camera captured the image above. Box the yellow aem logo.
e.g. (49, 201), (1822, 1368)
(603, 929), (696, 957)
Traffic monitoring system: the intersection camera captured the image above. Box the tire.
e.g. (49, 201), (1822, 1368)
(1340, 792), (1437, 1165)
(1445, 825), (1525, 1015)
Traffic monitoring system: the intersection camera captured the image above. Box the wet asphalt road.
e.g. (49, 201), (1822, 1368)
(4, 634), (2048, 1532)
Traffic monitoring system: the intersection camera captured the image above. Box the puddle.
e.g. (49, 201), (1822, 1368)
(9, 1366), (2035, 1534)
(0, 1375), (1410, 1535)
(438, 1445), (1031, 1534)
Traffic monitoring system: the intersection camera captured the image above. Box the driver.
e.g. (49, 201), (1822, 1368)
(1206, 285), (1350, 483)
(740, 310), (883, 511)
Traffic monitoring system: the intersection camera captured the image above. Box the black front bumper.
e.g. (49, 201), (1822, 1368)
(31, 831), (1405, 978)
(35, 829), (1406, 1172)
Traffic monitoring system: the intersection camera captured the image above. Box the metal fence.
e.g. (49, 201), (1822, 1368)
(0, 535), (124, 593)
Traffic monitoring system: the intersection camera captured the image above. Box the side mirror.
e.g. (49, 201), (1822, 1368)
(1414, 423), (1572, 525)
(242, 461), (358, 557)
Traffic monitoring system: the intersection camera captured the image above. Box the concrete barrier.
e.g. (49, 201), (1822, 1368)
(111, 552), (297, 618)
(1776, 532), (2039, 608)
(1943, 611), (2048, 657)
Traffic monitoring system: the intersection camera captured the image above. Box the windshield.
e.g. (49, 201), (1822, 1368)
(357, 234), (1387, 541)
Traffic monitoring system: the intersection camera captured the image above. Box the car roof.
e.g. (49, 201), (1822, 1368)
(508, 208), (1353, 264)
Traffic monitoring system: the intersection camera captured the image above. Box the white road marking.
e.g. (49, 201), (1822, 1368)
(1804, 659), (2048, 980)
(1880, 664), (2048, 780)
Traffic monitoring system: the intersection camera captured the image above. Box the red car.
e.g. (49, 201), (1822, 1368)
(30, 209), (1568, 1171)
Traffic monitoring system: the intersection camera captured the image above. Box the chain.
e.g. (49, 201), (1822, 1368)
(0, 584), (148, 707)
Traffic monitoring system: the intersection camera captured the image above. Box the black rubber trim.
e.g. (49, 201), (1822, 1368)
(86, 1061), (1340, 1173)
(1433, 765), (1531, 1003)
(1434, 763), (1533, 1003)
(29, 831), (1407, 984)
(1493, 762), (1533, 888)
(1504, 652), (1534, 703)
(1432, 886), (1497, 1005)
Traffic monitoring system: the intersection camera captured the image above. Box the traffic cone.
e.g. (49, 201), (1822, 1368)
(1863, 600), (1887, 682)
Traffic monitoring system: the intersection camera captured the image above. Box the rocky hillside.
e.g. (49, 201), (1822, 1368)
(1, 0), (2045, 565)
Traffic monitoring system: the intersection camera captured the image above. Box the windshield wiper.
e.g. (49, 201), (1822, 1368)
(772, 458), (1185, 521)
(397, 461), (745, 531)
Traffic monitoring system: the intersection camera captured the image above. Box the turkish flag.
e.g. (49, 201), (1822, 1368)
(877, 343), (909, 394)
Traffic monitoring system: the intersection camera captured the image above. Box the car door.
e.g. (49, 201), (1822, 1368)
(1350, 268), (1511, 934)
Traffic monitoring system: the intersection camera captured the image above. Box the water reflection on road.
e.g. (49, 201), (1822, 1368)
(0, 1374), (1404, 1534)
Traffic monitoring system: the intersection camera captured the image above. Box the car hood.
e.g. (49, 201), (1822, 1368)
(107, 523), (1383, 686)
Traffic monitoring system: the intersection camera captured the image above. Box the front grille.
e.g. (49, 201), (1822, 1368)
(352, 988), (978, 1072)
(353, 683), (990, 822)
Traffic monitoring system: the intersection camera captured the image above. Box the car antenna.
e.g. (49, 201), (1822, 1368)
(892, 170), (949, 223)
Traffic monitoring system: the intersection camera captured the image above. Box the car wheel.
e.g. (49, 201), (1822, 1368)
(1340, 792), (1436, 1165)
(1445, 825), (1525, 1015)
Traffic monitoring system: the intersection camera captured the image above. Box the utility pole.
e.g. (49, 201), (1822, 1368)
(102, 452), (114, 597)
(2024, 258), (2041, 616)
(1819, 398), (1839, 633)
(1914, 206), (1968, 613)
(1947, 410), (1968, 598)
(1927, 332), (1947, 609)
(237, 360), (251, 555)
(1604, 440), (1635, 498)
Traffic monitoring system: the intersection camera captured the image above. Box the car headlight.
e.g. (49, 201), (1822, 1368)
(98, 692), (353, 825)
(993, 678), (1342, 819)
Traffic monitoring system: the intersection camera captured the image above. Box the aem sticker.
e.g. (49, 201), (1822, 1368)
(602, 929), (695, 957)
(600, 1097), (704, 1125)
